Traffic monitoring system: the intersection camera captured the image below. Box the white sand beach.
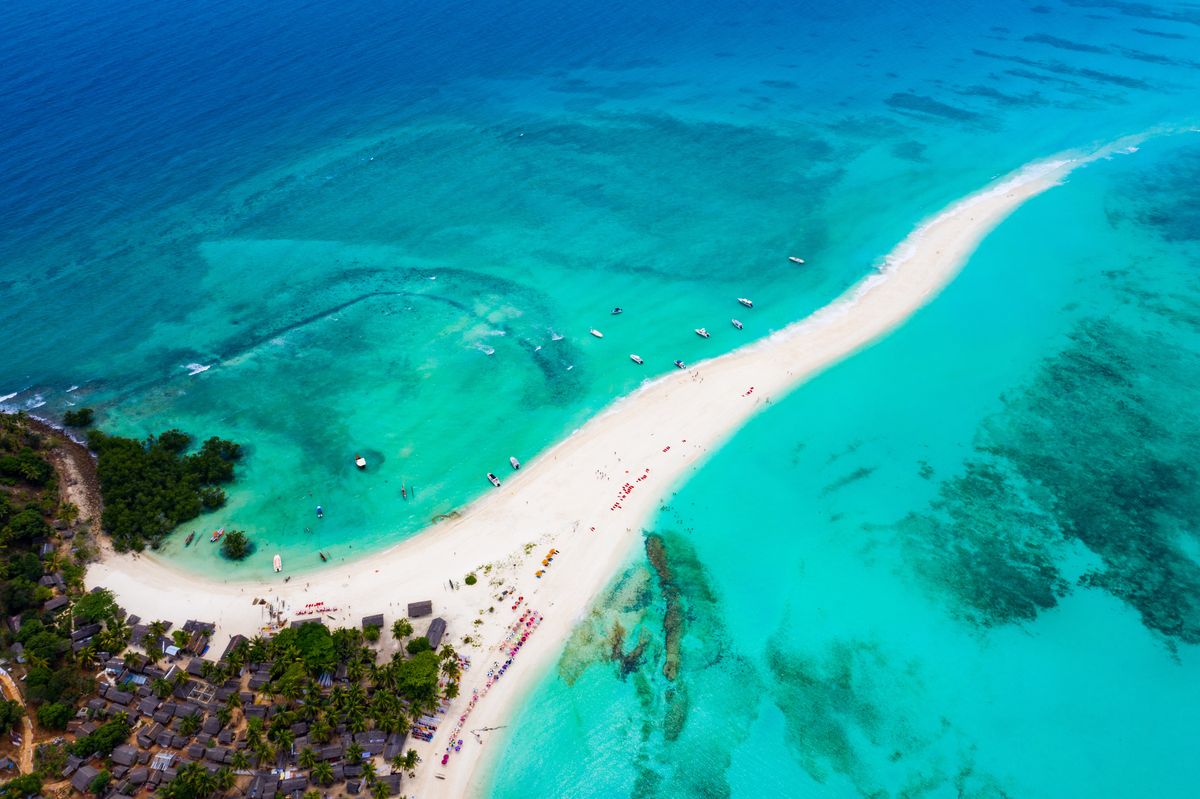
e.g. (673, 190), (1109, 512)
(86, 150), (1098, 797)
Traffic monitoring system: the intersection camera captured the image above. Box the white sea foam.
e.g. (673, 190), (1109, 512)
(0, 391), (18, 404)
(472, 343), (496, 356)
(66, 385), (79, 392)
(549, 329), (564, 341)
(184, 363), (212, 376)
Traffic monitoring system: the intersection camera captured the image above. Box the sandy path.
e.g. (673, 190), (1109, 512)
(85, 147), (1117, 797)
(0, 669), (35, 774)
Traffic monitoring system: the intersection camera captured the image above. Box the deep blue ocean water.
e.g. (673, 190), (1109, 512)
(3, 0), (1200, 795)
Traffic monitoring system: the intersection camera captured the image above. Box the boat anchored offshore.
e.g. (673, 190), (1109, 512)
(184, 532), (195, 546)
(611, 307), (623, 315)
(355, 454), (367, 469)
(630, 354), (644, 365)
(737, 297), (754, 308)
(210, 527), (224, 543)
(590, 329), (604, 338)
(788, 256), (805, 264)
(273, 554), (282, 573)
(487, 472), (502, 487)
(316, 505), (324, 519)
(674, 359), (686, 369)
(695, 327), (710, 338)
(510, 456), (521, 470)
(731, 319), (743, 330)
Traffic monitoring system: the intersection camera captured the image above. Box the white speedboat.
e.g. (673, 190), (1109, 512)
(731, 319), (743, 330)
(695, 328), (710, 339)
(510, 456), (521, 470)
(788, 256), (805, 264)
(590, 329), (604, 338)
(355, 454), (367, 469)
(737, 297), (753, 308)
(273, 554), (282, 573)
(674, 359), (686, 369)
(630, 354), (644, 365)
(487, 472), (501, 487)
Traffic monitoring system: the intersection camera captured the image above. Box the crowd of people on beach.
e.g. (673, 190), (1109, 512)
(610, 466), (651, 511)
(437, 608), (544, 767)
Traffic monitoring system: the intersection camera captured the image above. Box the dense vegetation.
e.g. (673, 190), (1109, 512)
(87, 428), (242, 551)
(70, 714), (132, 758)
(62, 408), (94, 428)
(0, 415), (131, 766)
(219, 529), (252, 560)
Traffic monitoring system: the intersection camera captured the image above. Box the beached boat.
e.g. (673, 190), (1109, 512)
(737, 297), (754, 308)
(510, 456), (521, 470)
(210, 527), (224, 543)
(731, 319), (743, 330)
(695, 327), (710, 338)
(630, 354), (644, 365)
(273, 554), (282, 573)
(674, 359), (686, 369)
(611, 307), (623, 315)
(487, 472), (501, 487)
(590, 329), (604, 338)
(184, 532), (195, 546)
(788, 256), (805, 264)
(355, 454), (367, 469)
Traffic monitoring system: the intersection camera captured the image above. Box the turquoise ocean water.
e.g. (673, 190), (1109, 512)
(3, 1), (1200, 795)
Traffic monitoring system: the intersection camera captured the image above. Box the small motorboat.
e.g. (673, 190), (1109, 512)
(737, 297), (754, 308)
(630, 354), (644, 365)
(319, 551), (328, 562)
(590, 329), (604, 338)
(487, 472), (502, 487)
(184, 532), (195, 547)
(788, 256), (806, 264)
(402, 484), (407, 499)
(510, 456), (521, 470)
(273, 554), (282, 573)
(316, 505), (324, 519)
(210, 527), (224, 543)
(674, 359), (686, 369)
(611, 307), (623, 315)
(695, 328), (710, 339)
(355, 454), (367, 469)
(732, 319), (743, 330)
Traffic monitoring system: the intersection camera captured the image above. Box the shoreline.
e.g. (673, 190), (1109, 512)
(83, 149), (1102, 796)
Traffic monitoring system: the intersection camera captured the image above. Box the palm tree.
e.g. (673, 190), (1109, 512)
(346, 742), (363, 763)
(151, 678), (173, 699)
(179, 713), (202, 737)
(311, 761), (334, 787)
(298, 747), (317, 770)
(309, 715), (332, 745)
(360, 759), (376, 782)
(443, 681), (459, 701)
(370, 779), (389, 799)
(303, 791), (321, 799)
(391, 619), (413, 640)
(229, 750), (250, 772)
(401, 749), (420, 774)
(76, 644), (98, 670)
(213, 767), (236, 794)
(253, 741), (275, 767)
(273, 728), (295, 754)
(247, 635), (268, 663)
